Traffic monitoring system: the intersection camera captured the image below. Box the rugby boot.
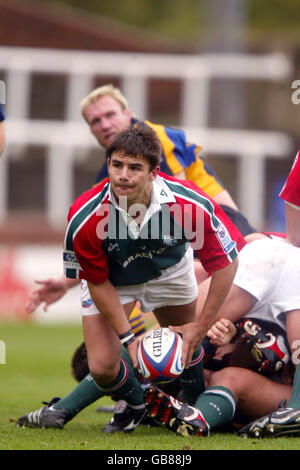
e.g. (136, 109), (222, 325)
(144, 386), (209, 437)
(103, 400), (147, 433)
(17, 397), (72, 429)
(238, 400), (300, 438)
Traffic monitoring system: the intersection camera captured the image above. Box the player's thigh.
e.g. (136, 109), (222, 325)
(194, 259), (209, 285)
(82, 300), (136, 369)
(153, 298), (198, 327)
(210, 367), (292, 419)
(196, 277), (211, 314)
(238, 375), (292, 419)
(82, 313), (120, 370)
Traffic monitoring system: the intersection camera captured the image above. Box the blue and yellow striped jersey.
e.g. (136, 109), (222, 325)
(0, 103), (5, 122)
(94, 118), (225, 198)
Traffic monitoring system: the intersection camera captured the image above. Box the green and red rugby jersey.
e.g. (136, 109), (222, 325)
(63, 172), (246, 286)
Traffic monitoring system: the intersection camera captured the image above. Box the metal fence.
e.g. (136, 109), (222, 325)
(0, 46), (293, 229)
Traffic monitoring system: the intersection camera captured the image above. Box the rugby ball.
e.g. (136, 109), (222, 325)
(138, 327), (184, 384)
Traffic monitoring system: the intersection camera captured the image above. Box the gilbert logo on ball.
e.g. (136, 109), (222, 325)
(138, 327), (184, 383)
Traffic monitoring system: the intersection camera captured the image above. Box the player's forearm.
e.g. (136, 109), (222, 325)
(213, 189), (239, 211)
(57, 275), (80, 292)
(196, 259), (238, 338)
(87, 279), (131, 336)
(61, 276), (80, 290)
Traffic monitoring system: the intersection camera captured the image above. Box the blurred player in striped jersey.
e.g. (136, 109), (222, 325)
(0, 102), (6, 156)
(81, 83), (255, 237)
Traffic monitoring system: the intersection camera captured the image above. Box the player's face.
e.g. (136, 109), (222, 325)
(108, 151), (159, 208)
(84, 96), (132, 148)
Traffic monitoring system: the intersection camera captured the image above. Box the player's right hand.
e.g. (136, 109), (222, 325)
(25, 278), (69, 313)
(126, 337), (140, 370)
(169, 322), (203, 369)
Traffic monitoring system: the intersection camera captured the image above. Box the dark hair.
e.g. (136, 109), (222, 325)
(70, 342), (89, 382)
(106, 124), (161, 170)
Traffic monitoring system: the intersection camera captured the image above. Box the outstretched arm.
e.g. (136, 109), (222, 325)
(26, 276), (80, 313)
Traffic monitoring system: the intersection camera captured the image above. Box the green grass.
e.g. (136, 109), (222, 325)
(1, 322), (300, 451)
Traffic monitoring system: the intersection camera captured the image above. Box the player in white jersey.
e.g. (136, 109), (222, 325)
(237, 154), (300, 438)
(145, 236), (300, 436)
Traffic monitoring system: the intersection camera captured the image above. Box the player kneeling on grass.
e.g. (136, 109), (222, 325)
(144, 317), (293, 437)
(18, 235), (299, 437)
(238, 153), (300, 437)
(17, 126), (244, 435)
(145, 236), (300, 437)
(61, 125), (244, 435)
(21, 125), (243, 437)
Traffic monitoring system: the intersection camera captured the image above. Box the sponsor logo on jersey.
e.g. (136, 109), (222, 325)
(63, 250), (81, 270)
(216, 223), (236, 253)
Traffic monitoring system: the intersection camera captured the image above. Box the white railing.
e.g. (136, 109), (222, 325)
(0, 47), (293, 230)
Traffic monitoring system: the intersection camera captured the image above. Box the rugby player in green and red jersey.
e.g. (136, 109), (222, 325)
(59, 125), (245, 434)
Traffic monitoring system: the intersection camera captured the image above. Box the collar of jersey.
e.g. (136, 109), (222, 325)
(107, 175), (176, 236)
(108, 175), (175, 208)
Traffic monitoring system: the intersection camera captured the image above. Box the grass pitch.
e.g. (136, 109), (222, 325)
(1, 321), (300, 452)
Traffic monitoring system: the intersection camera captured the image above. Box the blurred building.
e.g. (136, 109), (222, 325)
(0, 0), (188, 245)
(0, 0), (189, 52)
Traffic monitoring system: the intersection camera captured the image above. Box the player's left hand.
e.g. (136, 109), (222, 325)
(207, 319), (237, 346)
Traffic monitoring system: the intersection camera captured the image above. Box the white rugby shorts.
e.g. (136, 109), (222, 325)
(80, 246), (198, 315)
(234, 237), (300, 328)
